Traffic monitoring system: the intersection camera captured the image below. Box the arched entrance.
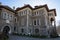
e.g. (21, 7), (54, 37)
(3, 26), (10, 34)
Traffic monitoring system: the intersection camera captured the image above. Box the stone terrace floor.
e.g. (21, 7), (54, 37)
(9, 35), (60, 40)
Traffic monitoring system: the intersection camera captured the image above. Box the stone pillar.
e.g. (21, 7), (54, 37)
(54, 19), (56, 32)
(54, 19), (56, 27)
(26, 10), (29, 35)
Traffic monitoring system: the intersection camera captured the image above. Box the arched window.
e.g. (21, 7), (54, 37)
(3, 26), (10, 34)
(15, 17), (17, 23)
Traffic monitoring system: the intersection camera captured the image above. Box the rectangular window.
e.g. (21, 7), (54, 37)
(29, 10), (31, 15)
(39, 9), (44, 15)
(37, 11), (38, 15)
(15, 18), (17, 23)
(35, 12), (36, 15)
(5, 13), (9, 20)
(48, 13), (53, 16)
(34, 20), (36, 25)
(18, 12), (21, 16)
(37, 19), (40, 25)
(37, 19), (39, 25)
(33, 11), (39, 16)
(23, 11), (25, 15)
(33, 19), (37, 25)
(33, 19), (40, 26)
(33, 12), (36, 16)
(9, 15), (11, 20)
(21, 12), (22, 16)
(14, 26), (16, 31)
(8, 14), (9, 19)
(3, 12), (6, 19)
(24, 10), (27, 15)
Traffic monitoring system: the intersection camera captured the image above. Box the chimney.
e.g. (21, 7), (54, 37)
(13, 6), (15, 10)
(35, 6), (38, 8)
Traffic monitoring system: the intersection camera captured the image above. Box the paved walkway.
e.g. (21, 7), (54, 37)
(9, 35), (60, 40)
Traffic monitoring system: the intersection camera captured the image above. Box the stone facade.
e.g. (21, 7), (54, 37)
(0, 4), (56, 37)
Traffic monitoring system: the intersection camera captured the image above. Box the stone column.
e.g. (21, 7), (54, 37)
(54, 19), (56, 32)
(26, 10), (29, 35)
(54, 19), (56, 27)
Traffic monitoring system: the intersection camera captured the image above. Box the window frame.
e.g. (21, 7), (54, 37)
(33, 19), (40, 26)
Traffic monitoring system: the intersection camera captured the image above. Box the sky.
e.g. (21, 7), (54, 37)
(0, 0), (60, 26)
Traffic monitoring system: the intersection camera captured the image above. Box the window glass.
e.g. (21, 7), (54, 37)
(37, 19), (39, 25)
(15, 18), (17, 23)
(33, 19), (40, 25)
(24, 10), (27, 15)
(34, 20), (36, 25)
(3, 12), (6, 19)
(14, 26), (16, 31)
(21, 12), (23, 16)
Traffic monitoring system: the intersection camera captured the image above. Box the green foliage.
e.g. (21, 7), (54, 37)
(12, 33), (48, 38)
(30, 35), (48, 38)
(0, 33), (9, 40)
(50, 30), (59, 38)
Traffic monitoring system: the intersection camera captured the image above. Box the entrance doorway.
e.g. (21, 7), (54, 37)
(3, 26), (10, 34)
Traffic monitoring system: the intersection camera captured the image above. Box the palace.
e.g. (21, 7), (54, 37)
(0, 3), (57, 37)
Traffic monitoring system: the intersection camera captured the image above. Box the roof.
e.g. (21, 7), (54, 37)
(49, 9), (56, 16)
(0, 5), (16, 14)
(15, 5), (33, 11)
(33, 4), (49, 11)
(0, 4), (56, 16)
(15, 4), (56, 16)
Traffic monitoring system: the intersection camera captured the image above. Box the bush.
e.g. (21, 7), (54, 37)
(30, 35), (47, 38)
(0, 33), (9, 40)
(39, 35), (48, 38)
(12, 33), (48, 38)
(50, 34), (59, 38)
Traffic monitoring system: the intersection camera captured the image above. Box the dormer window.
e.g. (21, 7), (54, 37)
(15, 17), (17, 23)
